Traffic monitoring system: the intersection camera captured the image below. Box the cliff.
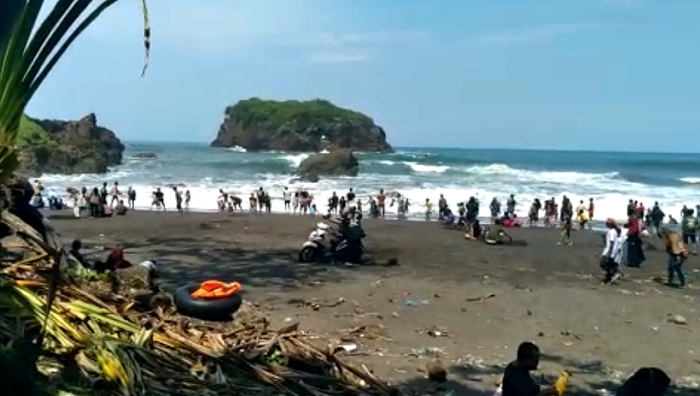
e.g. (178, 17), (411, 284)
(210, 98), (393, 152)
(17, 113), (125, 176)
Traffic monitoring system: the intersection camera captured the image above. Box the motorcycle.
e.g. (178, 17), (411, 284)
(298, 222), (365, 264)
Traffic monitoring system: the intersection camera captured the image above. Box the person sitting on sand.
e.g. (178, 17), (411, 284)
(94, 247), (132, 273)
(483, 218), (510, 244)
(115, 200), (128, 215)
(501, 342), (558, 396)
(69, 239), (90, 268)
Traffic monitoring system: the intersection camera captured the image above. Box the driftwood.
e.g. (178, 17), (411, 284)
(0, 210), (399, 396)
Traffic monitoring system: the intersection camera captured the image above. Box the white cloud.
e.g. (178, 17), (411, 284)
(308, 51), (369, 64)
(473, 23), (635, 46)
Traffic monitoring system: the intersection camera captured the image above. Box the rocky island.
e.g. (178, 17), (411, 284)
(210, 98), (393, 152)
(17, 113), (124, 176)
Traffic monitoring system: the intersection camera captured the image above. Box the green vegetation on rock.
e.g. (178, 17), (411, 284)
(224, 98), (373, 131)
(18, 115), (57, 148)
(213, 97), (393, 152)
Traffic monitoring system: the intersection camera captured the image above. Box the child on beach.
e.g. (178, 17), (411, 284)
(310, 204), (317, 216)
(557, 215), (573, 246)
(425, 198), (434, 221)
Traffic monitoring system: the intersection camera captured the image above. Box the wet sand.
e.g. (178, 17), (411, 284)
(48, 210), (700, 395)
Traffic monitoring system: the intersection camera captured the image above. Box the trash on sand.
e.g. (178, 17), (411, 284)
(408, 347), (443, 357)
(348, 324), (390, 340)
(404, 299), (429, 307)
(668, 314), (687, 325)
(424, 327), (449, 337)
(465, 293), (496, 303)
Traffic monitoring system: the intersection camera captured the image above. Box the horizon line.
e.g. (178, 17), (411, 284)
(123, 140), (699, 156)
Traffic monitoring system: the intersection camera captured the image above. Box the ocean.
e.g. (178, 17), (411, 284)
(41, 142), (700, 221)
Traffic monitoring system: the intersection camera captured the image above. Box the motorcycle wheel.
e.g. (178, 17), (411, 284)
(298, 246), (318, 263)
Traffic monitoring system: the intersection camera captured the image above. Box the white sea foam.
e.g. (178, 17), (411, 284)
(40, 159), (696, 222)
(680, 177), (700, 184)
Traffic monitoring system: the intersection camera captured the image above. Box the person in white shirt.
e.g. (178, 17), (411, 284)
(282, 187), (292, 212)
(601, 218), (623, 284)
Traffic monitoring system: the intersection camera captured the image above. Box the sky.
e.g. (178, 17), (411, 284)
(26, 0), (700, 152)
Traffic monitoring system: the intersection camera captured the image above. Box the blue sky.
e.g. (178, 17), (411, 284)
(27, 0), (700, 152)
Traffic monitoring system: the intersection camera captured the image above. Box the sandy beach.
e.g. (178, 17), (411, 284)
(47, 210), (699, 395)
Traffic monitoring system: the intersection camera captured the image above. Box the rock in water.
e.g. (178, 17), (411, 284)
(17, 113), (124, 176)
(210, 98), (393, 152)
(296, 149), (359, 178)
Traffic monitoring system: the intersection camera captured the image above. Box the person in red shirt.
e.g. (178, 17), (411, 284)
(625, 215), (645, 267)
(635, 202), (645, 219)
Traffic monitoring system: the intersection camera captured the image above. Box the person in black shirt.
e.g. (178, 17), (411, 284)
(155, 188), (165, 211)
(174, 187), (183, 213)
(347, 188), (355, 201)
(69, 239), (89, 268)
(502, 342), (556, 396)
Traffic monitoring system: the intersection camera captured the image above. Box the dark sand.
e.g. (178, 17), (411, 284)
(48, 210), (700, 395)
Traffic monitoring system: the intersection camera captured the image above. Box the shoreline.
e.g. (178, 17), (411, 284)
(45, 206), (683, 234)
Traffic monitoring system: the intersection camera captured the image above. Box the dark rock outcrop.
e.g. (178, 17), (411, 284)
(210, 98), (393, 152)
(295, 150), (359, 178)
(17, 113), (124, 176)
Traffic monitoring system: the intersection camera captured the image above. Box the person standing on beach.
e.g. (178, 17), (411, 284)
(501, 342), (558, 396)
(249, 193), (257, 212)
(661, 228), (687, 288)
(438, 194), (447, 220)
(283, 187), (292, 212)
(681, 209), (698, 255)
(625, 214), (645, 267)
(329, 192), (339, 214)
(292, 191), (299, 214)
(377, 189), (387, 218)
(490, 197), (501, 224)
(601, 219), (622, 284)
(184, 190), (191, 210)
(173, 187), (183, 214)
(425, 198), (434, 221)
(256, 187), (265, 212)
(588, 198), (595, 228)
(100, 182), (108, 204)
(127, 187), (136, 209)
(506, 194), (516, 217)
(347, 188), (356, 202)
(650, 202), (665, 237)
(110, 182), (121, 207)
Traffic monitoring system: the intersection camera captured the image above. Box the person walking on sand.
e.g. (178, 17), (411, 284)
(557, 214), (573, 246)
(173, 187), (183, 214)
(681, 209), (698, 255)
(601, 219), (622, 284)
(501, 342), (558, 396)
(625, 213), (645, 267)
(660, 228), (687, 289)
